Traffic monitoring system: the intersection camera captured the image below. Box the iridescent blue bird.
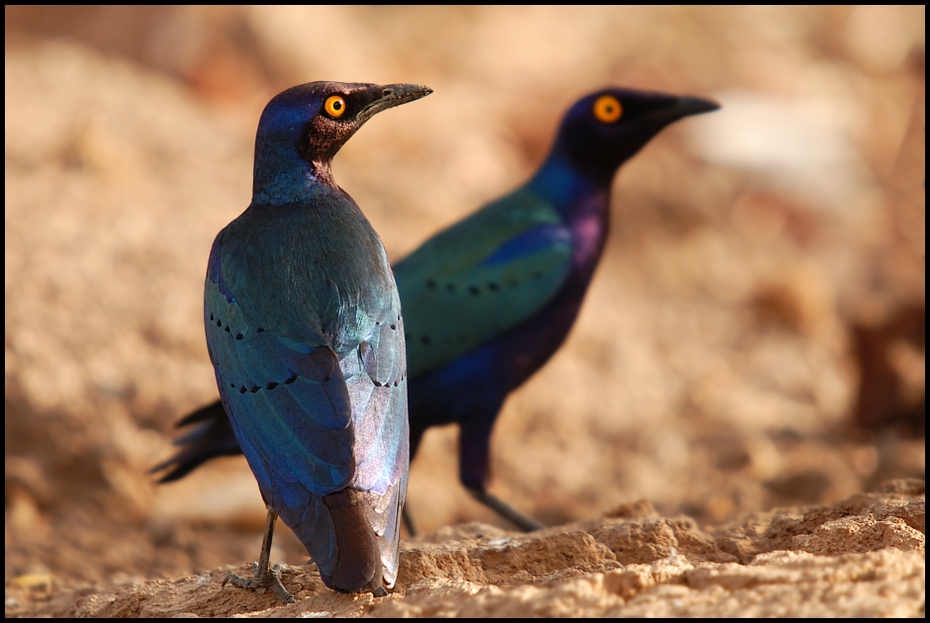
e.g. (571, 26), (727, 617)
(157, 87), (718, 535)
(202, 81), (430, 603)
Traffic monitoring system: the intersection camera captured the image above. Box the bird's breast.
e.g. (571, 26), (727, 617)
(568, 199), (608, 268)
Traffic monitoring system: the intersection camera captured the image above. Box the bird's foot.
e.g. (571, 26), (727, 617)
(223, 562), (296, 604)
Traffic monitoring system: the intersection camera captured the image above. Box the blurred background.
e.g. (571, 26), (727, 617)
(5, 6), (924, 586)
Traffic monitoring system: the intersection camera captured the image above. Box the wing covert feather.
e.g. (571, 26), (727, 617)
(395, 189), (572, 376)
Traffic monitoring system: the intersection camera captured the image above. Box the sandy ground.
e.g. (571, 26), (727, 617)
(5, 7), (925, 617)
(5, 483), (927, 617)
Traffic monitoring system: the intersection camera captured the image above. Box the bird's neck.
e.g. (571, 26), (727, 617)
(528, 152), (612, 220)
(529, 151), (613, 270)
(252, 159), (337, 206)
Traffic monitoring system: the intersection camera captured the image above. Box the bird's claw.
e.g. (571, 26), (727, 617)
(223, 562), (296, 604)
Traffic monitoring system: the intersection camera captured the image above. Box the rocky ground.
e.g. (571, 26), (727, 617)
(5, 7), (925, 617)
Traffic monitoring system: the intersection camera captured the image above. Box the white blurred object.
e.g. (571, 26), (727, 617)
(686, 89), (871, 214)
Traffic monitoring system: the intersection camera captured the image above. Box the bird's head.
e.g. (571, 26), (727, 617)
(551, 87), (719, 184)
(252, 81), (432, 205)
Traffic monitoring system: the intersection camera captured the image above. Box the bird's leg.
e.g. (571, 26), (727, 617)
(223, 508), (296, 604)
(459, 418), (545, 532)
(402, 503), (419, 538)
(467, 487), (545, 532)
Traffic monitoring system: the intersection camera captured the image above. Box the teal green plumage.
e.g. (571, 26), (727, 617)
(399, 189), (572, 376)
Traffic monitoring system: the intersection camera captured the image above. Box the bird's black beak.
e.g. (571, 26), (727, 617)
(648, 95), (721, 125)
(357, 83), (433, 123)
(675, 96), (721, 116)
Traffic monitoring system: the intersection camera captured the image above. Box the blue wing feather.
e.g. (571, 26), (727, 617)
(206, 271), (356, 499)
(482, 221), (573, 266)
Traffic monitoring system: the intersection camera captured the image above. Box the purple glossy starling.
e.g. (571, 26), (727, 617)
(158, 87), (718, 536)
(203, 81), (430, 602)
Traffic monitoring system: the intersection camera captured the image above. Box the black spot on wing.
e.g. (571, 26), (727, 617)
(227, 370), (316, 396)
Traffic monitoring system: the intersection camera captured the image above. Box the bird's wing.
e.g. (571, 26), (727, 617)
(205, 243), (357, 506)
(340, 300), (408, 587)
(396, 188), (573, 377)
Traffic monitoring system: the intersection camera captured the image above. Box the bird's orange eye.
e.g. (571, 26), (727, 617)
(324, 95), (347, 118)
(593, 95), (622, 123)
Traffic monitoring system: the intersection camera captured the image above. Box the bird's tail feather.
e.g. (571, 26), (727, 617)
(320, 488), (383, 592)
(151, 401), (238, 483)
